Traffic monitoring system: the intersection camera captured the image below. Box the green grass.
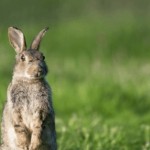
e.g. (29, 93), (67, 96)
(51, 55), (150, 149)
(1, 11), (150, 149)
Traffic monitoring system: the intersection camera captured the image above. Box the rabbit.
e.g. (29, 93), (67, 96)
(0, 27), (57, 150)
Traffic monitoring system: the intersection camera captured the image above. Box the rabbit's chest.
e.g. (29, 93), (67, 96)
(10, 83), (50, 113)
(9, 83), (50, 128)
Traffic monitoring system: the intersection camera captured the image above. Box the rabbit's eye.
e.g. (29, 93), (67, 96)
(21, 55), (25, 61)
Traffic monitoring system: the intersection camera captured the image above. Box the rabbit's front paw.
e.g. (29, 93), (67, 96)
(29, 138), (41, 150)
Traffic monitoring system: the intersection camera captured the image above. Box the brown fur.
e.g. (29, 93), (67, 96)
(0, 27), (57, 150)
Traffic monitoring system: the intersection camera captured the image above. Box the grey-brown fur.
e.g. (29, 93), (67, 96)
(0, 27), (57, 150)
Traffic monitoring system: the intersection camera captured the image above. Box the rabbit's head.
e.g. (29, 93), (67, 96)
(8, 27), (49, 81)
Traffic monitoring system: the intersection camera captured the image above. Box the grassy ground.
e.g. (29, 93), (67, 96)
(0, 8), (150, 149)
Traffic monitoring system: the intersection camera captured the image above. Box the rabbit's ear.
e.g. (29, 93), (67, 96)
(30, 27), (49, 50)
(8, 27), (27, 53)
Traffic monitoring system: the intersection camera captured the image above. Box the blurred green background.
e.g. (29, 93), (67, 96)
(0, 0), (150, 149)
